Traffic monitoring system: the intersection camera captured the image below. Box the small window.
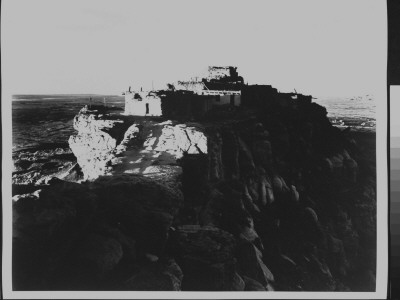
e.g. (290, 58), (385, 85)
(134, 93), (142, 101)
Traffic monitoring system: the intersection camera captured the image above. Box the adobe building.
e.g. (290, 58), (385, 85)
(124, 66), (243, 117)
(173, 79), (241, 107)
(170, 66), (243, 108)
(124, 88), (162, 116)
(124, 66), (313, 118)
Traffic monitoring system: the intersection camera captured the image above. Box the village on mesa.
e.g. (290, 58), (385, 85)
(123, 66), (313, 118)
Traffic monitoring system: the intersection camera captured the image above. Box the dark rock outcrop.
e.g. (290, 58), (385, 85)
(175, 99), (376, 291)
(13, 174), (183, 290)
(236, 241), (274, 286)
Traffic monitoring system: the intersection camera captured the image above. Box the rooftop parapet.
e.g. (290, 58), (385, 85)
(207, 66), (237, 80)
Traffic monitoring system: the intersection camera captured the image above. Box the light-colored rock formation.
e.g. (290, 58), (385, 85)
(68, 107), (207, 182)
(68, 107), (127, 181)
(147, 121), (207, 157)
(111, 120), (207, 185)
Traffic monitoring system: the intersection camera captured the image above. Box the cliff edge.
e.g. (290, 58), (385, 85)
(13, 99), (376, 291)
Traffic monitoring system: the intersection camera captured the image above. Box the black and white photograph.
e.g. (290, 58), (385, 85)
(1, 0), (388, 298)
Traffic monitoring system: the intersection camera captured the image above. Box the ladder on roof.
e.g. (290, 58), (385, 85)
(202, 82), (209, 91)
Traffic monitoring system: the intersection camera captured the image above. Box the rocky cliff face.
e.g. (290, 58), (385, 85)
(68, 107), (207, 183)
(13, 175), (183, 290)
(68, 106), (134, 181)
(13, 100), (376, 291)
(176, 102), (376, 291)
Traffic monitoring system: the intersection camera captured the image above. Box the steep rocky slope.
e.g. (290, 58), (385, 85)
(176, 104), (376, 291)
(12, 100), (376, 291)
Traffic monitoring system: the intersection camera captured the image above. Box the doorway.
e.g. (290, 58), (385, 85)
(230, 95), (235, 106)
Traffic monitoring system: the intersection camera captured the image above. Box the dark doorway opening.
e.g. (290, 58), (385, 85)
(146, 103), (149, 114)
(230, 95), (235, 105)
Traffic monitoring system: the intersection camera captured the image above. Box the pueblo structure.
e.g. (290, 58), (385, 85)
(124, 66), (310, 118)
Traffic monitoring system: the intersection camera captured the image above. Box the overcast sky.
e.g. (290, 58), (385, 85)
(2, 0), (386, 97)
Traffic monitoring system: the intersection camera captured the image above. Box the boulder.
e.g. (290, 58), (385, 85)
(300, 207), (323, 243)
(115, 124), (142, 154)
(264, 177), (275, 205)
(247, 179), (259, 204)
(238, 217), (260, 245)
(290, 185), (300, 203)
(304, 207), (318, 224)
(152, 122), (207, 157)
(242, 185), (261, 214)
(272, 176), (283, 192)
(68, 109), (131, 181)
(232, 272), (246, 291)
(258, 176), (268, 206)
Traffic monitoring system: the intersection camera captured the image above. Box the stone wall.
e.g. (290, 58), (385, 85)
(125, 92), (162, 116)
